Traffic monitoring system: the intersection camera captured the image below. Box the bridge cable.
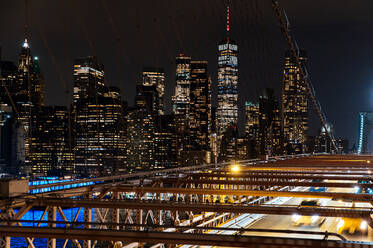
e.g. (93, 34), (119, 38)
(271, 0), (339, 153)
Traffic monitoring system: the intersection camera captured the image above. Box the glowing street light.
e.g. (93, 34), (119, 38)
(231, 164), (240, 173)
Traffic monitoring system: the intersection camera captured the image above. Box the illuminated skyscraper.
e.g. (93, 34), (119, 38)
(28, 106), (73, 176)
(172, 54), (191, 116)
(172, 54), (192, 165)
(282, 50), (308, 154)
(73, 57), (126, 177)
(245, 102), (259, 141)
(73, 56), (105, 102)
(126, 108), (155, 172)
(216, 4), (238, 136)
(189, 60), (211, 162)
(172, 58), (212, 165)
(15, 39), (45, 107)
(126, 78), (159, 172)
(142, 68), (165, 115)
(14, 39), (45, 174)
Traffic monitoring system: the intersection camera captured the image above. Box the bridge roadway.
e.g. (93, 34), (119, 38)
(2, 154), (373, 248)
(244, 190), (373, 242)
(187, 185), (373, 248)
(183, 189), (373, 248)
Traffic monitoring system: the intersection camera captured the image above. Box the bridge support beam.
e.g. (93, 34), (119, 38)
(83, 207), (92, 248)
(0, 210), (10, 248)
(47, 206), (56, 248)
(0, 237), (10, 248)
(112, 192), (120, 231)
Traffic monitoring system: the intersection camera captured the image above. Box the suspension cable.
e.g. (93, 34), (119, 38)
(271, 0), (338, 153)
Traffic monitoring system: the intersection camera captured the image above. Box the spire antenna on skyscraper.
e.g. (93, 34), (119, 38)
(23, 0), (30, 49)
(226, 0), (230, 42)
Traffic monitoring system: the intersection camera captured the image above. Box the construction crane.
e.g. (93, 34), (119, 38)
(272, 0), (339, 153)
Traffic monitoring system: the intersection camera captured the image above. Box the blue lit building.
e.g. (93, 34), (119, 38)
(357, 112), (373, 154)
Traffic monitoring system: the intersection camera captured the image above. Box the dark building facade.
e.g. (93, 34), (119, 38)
(154, 115), (177, 169)
(259, 88), (282, 156)
(0, 105), (25, 175)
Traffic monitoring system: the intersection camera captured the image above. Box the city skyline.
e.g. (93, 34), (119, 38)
(1, 2), (372, 247)
(1, 1), (370, 145)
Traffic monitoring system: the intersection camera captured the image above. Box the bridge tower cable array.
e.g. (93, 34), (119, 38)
(272, 0), (339, 153)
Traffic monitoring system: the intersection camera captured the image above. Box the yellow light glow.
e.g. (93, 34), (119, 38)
(231, 164), (240, 173)
(367, 160), (371, 164)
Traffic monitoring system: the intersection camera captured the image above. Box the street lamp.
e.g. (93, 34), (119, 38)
(231, 163), (240, 173)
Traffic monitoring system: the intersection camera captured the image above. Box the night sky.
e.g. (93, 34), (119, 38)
(1, 0), (373, 147)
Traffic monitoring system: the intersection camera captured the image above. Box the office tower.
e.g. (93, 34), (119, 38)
(126, 79), (160, 172)
(126, 107), (155, 172)
(245, 102), (260, 141)
(154, 115), (177, 169)
(189, 60), (211, 153)
(73, 57), (126, 177)
(15, 39), (45, 107)
(282, 50), (308, 154)
(216, 4), (238, 136)
(219, 124), (239, 162)
(174, 60), (212, 165)
(0, 40), (46, 175)
(172, 54), (191, 116)
(73, 56), (105, 102)
(172, 54), (192, 165)
(13, 39), (46, 174)
(142, 68), (165, 115)
(135, 84), (159, 114)
(258, 88), (282, 156)
(28, 106), (73, 176)
(0, 59), (17, 106)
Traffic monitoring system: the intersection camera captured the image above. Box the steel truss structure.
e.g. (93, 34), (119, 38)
(2, 155), (373, 248)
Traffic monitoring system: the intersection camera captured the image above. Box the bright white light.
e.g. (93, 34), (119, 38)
(231, 164), (240, 173)
(34, 56), (38, 60)
(361, 220), (368, 230)
(311, 215), (319, 223)
(337, 219), (344, 229)
(23, 39), (29, 48)
(291, 214), (301, 222)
